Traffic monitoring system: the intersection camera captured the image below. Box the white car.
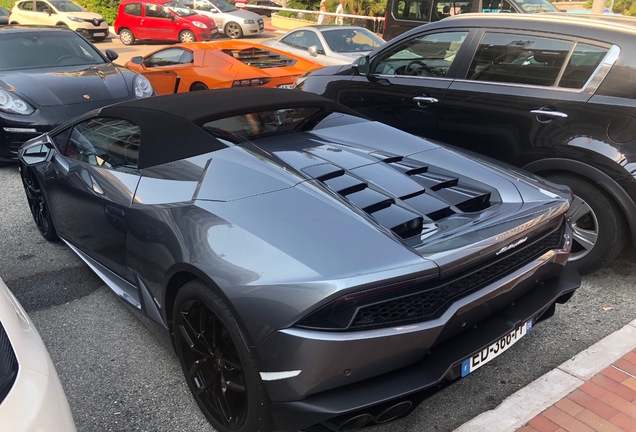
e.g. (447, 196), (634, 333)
(9, 0), (109, 41)
(263, 25), (385, 66)
(190, 0), (263, 38)
(0, 277), (76, 432)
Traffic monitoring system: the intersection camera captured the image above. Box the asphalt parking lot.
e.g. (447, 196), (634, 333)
(1, 158), (635, 432)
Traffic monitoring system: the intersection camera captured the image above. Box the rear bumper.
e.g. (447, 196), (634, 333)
(263, 258), (580, 431)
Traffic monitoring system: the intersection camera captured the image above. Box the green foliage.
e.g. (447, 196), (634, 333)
(584, 0), (635, 15)
(0, 0), (14, 10)
(74, 0), (119, 24)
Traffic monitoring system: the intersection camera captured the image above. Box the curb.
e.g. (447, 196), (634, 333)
(454, 318), (636, 432)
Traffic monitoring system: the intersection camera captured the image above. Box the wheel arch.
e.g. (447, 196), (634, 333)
(162, 263), (253, 350)
(523, 157), (636, 244)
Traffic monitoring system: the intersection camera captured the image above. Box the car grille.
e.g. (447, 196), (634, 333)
(85, 18), (106, 26)
(349, 226), (564, 329)
(0, 323), (18, 403)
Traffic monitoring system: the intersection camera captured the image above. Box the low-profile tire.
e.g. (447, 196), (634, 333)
(119, 28), (135, 45)
(21, 169), (58, 241)
(547, 173), (627, 274)
(173, 280), (272, 432)
(190, 82), (208, 91)
(225, 22), (243, 39)
(179, 30), (196, 43)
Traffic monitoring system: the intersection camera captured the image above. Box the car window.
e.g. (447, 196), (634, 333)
(430, 0), (475, 21)
(124, 2), (142, 15)
(65, 118), (141, 171)
(481, 0), (516, 13)
(393, 0), (432, 21)
(194, 0), (235, 12)
(145, 3), (171, 18)
(282, 30), (323, 52)
(144, 48), (193, 67)
(18, 1), (34, 11)
(35, 1), (50, 12)
(0, 31), (106, 71)
(373, 31), (468, 77)
(321, 28), (384, 53)
(559, 43), (609, 89)
(164, 1), (198, 16)
(467, 32), (573, 86)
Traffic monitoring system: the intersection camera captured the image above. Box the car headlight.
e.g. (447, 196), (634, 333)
(67, 15), (84, 22)
(133, 75), (154, 99)
(192, 21), (207, 29)
(244, 19), (255, 24)
(0, 89), (35, 115)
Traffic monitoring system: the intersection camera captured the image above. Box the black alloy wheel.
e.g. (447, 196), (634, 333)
(173, 280), (271, 432)
(22, 170), (58, 241)
(547, 173), (627, 274)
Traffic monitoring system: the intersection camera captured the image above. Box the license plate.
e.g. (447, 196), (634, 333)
(461, 319), (533, 377)
(93, 32), (106, 37)
(278, 84), (294, 89)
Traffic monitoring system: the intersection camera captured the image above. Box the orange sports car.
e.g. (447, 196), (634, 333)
(125, 40), (322, 95)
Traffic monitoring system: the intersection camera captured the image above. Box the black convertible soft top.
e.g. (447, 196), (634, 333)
(99, 88), (356, 169)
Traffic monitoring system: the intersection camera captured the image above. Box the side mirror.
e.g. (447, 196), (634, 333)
(43, 7), (53, 15)
(352, 55), (370, 76)
(131, 56), (144, 65)
(307, 45), (319, 57)
(104, 49), (119, 62)
(21, 142), (51, 166)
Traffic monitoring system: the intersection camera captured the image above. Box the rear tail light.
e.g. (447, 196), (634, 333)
(232, 78), (271, 87)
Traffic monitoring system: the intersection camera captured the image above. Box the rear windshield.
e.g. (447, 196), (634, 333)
(0, 32), (106, 71)
(222, 47), (296, 68)
(203, 107), (323, 139)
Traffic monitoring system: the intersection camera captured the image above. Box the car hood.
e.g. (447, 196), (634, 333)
(60, 11), (104, 20)
(0, 63), (130, 107)
(226, 8), (261, 20)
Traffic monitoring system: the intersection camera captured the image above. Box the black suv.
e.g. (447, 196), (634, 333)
(298, 13), (636, 273)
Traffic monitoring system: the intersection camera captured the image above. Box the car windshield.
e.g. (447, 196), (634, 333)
(195, 0), (236, 12)
(515, 0), (557, 12)
(0, 32), (106, 71)
(321, 28), (385, 53)
(165, 1), (198, 16)
(50, 0), (86, 12)
(0, 7), (9, 16)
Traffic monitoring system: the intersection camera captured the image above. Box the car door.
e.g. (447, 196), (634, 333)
(437, 30), (607, 166)
(278, 30), (327, 65)
(45, 117), (142, 281)
(140, 2), (176, 40)
(138, 48), (194, 94)
(340, 29), (472, 138)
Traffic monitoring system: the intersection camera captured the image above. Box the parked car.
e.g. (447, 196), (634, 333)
(8, 0), (109, 41)
(125, 40), (321, 94)
(18, 88), (579, 432)
(113, 0), (218, 45)
(297, 13), (636, 274)
(0, 277), (76, 432)
(0, 26), (154, 162)
(263, 26), (385, 66)
(383, 0), (559, 40)
(241, 0), (280, 16)
(0, 7), (9, 25)
(172, 0), (264, 38)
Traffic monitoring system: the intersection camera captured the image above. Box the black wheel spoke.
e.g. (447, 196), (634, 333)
(175, 295), (249, 430)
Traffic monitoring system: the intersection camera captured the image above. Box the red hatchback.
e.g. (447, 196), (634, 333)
(114, 0), (218, 45)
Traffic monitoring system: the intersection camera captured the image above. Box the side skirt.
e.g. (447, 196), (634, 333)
(62, 239), (167, 329)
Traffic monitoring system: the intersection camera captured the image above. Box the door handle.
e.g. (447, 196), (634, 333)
(413, 96), (439, 108)
(530, 109), (568, 119)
